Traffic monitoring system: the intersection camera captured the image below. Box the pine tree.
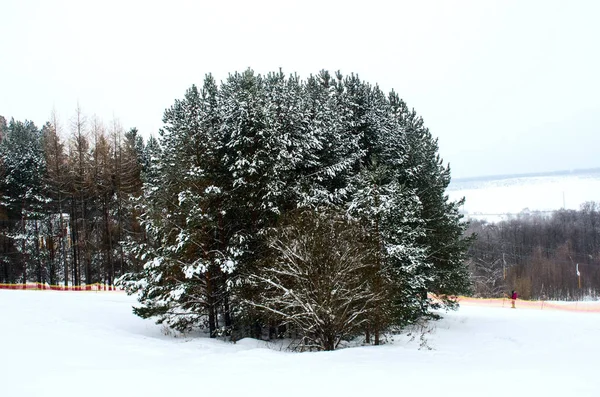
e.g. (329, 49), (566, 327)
(118, 127), (144, 275)
(120, 79), (231, 334)
(298, 71), (361, 207)
(0, 116), (7, 140)
(390, 92), (472, 308)
(140, 135), (160, 183)
(119, 70), (472, 345)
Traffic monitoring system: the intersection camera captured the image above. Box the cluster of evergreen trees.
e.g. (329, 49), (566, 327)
(467, 204), (600, 300)
(1, 69), (471, 350)
(0, 109), (151, 287)
(116, 69), (470, 350)
(4, 67), (599, 349)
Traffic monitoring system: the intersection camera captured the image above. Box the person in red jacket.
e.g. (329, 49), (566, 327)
(511, 290), (518, 308)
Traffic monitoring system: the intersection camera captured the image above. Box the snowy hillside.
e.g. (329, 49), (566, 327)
(448, 168), (600, 222)
(1, 290), (599, 396)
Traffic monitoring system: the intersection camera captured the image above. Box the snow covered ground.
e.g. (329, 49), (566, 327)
(448, 169), (600, 222)
(2, 291), (599, 396)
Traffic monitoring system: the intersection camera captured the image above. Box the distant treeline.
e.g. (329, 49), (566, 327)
(467, 203), (600, 300)
(451, 167), (600, 185)
(0, 110), (150, 286)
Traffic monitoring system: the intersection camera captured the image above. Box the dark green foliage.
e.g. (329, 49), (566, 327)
(119, 69), (471, 347)
(389, 93), (473, 308)
(0, 119), (46, 218)
(0, 119), (47, 283)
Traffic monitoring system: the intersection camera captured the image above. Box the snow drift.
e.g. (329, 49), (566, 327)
(1, 290), (599, 396)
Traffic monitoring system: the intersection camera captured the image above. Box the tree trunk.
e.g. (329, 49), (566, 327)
(34, 220), (42, 284)
(373, 186), (382, 346)
(21, 200), (26, 284)
(59, 208), (68, 288)
(206, 270), (216, 338)
(223, 290), (232, 329)
(47, 217), (56, 285)
(104, 195), (114, 286)
(81, 194), (90, 286)
(70, 198), (79, 287)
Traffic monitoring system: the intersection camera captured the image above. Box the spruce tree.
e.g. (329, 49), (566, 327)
(0, 119), (47, 283)
(0, 116), (7, 140)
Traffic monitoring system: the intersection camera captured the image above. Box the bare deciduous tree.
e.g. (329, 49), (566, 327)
(249, 209), (382, 351)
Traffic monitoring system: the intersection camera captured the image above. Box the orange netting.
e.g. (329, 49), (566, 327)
(456, 296), (600, 313)
(2, 287), (598, 312)
(0, 283), (122, 291)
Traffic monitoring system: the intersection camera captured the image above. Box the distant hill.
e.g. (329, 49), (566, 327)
(447, 168), (600, 222)
(451, 167), (600, 185)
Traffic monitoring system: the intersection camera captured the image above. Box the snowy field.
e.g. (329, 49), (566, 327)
(2, 291), (600, 396)
(448, 170), (600, 222)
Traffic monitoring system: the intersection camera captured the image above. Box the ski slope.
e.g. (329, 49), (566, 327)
(1, 291), (599, 396)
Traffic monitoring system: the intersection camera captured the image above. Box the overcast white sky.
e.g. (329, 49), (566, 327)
(1, 0), (599, 179)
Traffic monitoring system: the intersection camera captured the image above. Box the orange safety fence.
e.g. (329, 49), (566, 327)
(456, 296), (600, 313)
(0, 283), (122, 291)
